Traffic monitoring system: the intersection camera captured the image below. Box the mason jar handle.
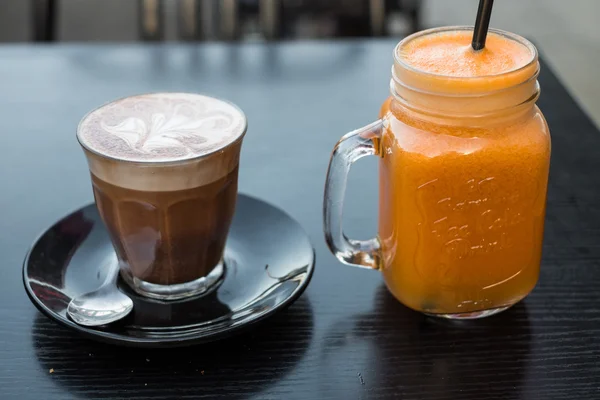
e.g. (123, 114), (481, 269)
(323, 120), (383, 270)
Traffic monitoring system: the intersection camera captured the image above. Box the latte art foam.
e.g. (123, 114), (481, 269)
(78, 93), (246, 162)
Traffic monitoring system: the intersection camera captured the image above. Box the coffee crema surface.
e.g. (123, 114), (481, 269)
(78, 93), (246, 192)
(78, 92), (246, 162)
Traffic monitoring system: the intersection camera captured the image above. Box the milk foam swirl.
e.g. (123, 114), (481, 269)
(78, 93), (246, 162)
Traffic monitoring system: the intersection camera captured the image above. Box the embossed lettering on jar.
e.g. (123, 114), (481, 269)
(378, 27), (551, 316)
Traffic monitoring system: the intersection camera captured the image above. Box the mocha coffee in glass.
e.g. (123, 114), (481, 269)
(77, 93), (247, 300)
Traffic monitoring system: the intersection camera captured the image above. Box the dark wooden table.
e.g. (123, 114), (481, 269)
(1, 41), (599, 400)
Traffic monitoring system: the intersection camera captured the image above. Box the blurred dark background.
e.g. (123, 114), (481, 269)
(5, 0), (422, 41)
(0, 0), (598, 126)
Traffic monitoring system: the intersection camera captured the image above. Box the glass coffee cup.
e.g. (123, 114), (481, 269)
(324, 27), (551, 319)
(77, 93), (247, 300)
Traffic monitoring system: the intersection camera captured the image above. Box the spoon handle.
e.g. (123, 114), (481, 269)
(103, 259), (121, 286)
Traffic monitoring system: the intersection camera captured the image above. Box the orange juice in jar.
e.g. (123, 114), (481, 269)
(324, 27), (551, 319)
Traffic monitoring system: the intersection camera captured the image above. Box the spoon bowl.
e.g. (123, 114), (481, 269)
(67, 261), (133, 326)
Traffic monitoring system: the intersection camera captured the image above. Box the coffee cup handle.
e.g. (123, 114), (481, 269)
(323, 120), (383, 270)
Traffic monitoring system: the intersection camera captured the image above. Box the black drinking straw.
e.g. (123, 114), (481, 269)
(472, 0), (494, 51)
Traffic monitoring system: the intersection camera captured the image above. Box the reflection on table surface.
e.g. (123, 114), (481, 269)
(32, 296), (314, 399)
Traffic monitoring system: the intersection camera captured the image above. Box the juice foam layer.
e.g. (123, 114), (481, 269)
(78, 93), (246, 163)
(399, 30), (533, 78)
(392, 28), (539, 107)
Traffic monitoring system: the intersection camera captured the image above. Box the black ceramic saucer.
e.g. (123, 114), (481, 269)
(23, 194), (315, 348)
